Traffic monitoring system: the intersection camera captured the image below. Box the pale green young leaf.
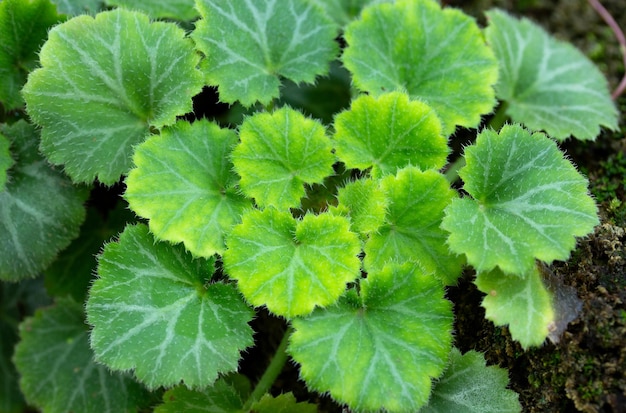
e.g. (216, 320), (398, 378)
(192, 0), (338, 106)
(86, 224), (254, 389)
(333, 92), (449, 177)
(335, 177), (388, 235)
(251, 392), (317, 413)
(22, 9), (204, 185)
(342, 0), (498, 135)
(126, 120), (251, 258)
(422, 348), (521, 413)
(485, 10), (618, 141)
(441, 124), (599, 275)
(155, 380), (245, 413)
(289, 263), (453, 412)
(474, 266), (554, 349)
(232, 107), (335, 210)
(105, 0), (197, 20)
(0, 132), (13, 191)
(0, 121), (88, 282)
(223, 209), (361, 318)
(308, 0), (394, 26)
(364, 167), (464, 285)
(13, 298), (151, 413)
(0, 0), (63, 109)
(51, 0), (102, 15)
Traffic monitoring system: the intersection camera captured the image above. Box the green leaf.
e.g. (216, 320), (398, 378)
(51, 0), (102, 16)
(441, 124), (599, 275)
(342, 0), (498, 135)
(364, 167), (464, 285)
(251, 392), (317, 413)
(0, 121), (88, 282)
(155, 380), (245, 413)
(333, 92), (449, 177)
(232, 107), (335, 210)
(192, 0), (338, 106)
(0, 131), (13, 191)
(126, 120), (251, 258)
(474, 266), (554, 349)
(22, 9), (204, 185)
(422, 348), (521, 413)
(86, 224), (254, 389)
(0, 0), (63, 110)
(335, 177), (388, 236)
(223, 209), (361, 318)
(288, 262), (453, 412)
(485, 10), (618, 141)
(105, 0), (198, 20)
(13, 298), (151, 413)
(0, 318), (24, 413)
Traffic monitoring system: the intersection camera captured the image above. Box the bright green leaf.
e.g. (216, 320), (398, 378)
(22, 9), (204, 185)
(105, 0), (197, 20)
(335, 177), (388, 235)
(333, 92), (449, 177)
(474, 266), (554, 349)
(364, 167), (464, 285)
(289, 262), (453, 412)
(422, 348), (521, 413)
(309, 0), (394, 26)
(126, 120), (251, 258)
(0, 132), (13, 191)
(51, 0), (102, 15)
(86, 224), (254, 389)
(155, 380), (245, 413)
(485, 10), (618, 141)
(223, 209), (361, 318)
(251, 392), (317, 413)
(342, 0), (498, 135)
(13, 298), (151, 413)
(193, 0), (338, 106)
(0, 121), (88, 282)
(232, 107), (335, 210)
(0, 0), (63, 109)
(441, 124), (599, 275)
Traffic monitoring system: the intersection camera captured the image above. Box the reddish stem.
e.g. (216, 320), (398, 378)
(588, 0), (626, 99)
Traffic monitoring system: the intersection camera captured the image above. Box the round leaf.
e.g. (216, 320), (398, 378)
(442, 124), (599, 275)
(223, 209), (361, 318)
(232, 107), (335, 210)
(22, 9), (204, 184)
(333, 92), (449, 177)
(288, 262), (453, 412)
(342, 0), (499, 135)
(485, 10), (618, 141)
(105, 0), (197, 20)
(193, 0), (338, 106)
(86, 224), (254, 389)
(125, 120), (251, 258)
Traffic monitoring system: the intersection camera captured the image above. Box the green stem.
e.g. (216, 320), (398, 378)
(242, 326), (293, 411)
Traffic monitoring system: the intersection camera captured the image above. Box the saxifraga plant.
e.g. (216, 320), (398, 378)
(0, 0), (620, 412)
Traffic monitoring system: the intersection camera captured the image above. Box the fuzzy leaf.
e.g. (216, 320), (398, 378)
(51, 0), (102, 15)
(442, 124), (599, 275)
(155, 380), (245, 413)
(0, 121), (88, 282)
(423, 348), (521, 412)
(364, 167), (464, 285)
(342, 0), (498, 135)
(485, 10), (618, 141)
(333, 92), (449, 177)
(126, 120), (251, 257)
(0, 132), (13, 191)
(232, 107), (335, 210)
(309, 0), (394, 26)
(289, 263), (453, 412)
(223, 209), (361, 318)
(475, 266), (554, 348)
(252, 393), (317, 413)
(105, 0), (197, 20)
(13, 298), (151, 413)
(22, 9), (204, 185)
(193, 0), (338, 106)
(0, 0), (63, 109)
(86, 224), (254, 389)
(335, 178), (388, 235)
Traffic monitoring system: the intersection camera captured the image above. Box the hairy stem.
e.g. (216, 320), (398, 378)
(241, 326), (292, 410)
